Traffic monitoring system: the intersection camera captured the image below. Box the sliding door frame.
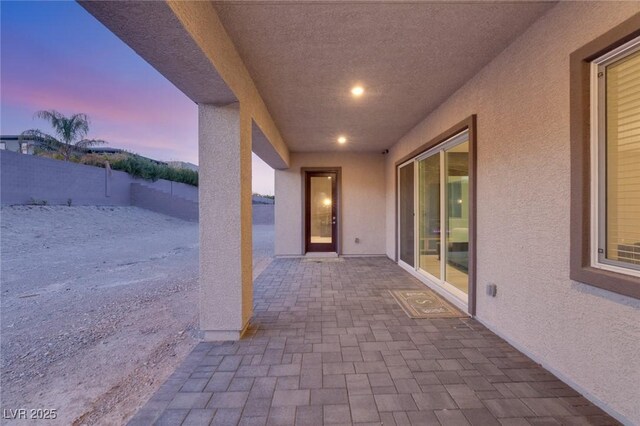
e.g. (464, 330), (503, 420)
(415, 132), (470, 304)
(397, 160), (415, 271)
(395, 115), (477, 315)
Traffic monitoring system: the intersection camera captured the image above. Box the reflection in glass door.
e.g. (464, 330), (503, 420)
(445, 141), (469, 295)
(418, 153), (441, 278)
(310, 177), (333, 243)
(306, 172), (337, 252)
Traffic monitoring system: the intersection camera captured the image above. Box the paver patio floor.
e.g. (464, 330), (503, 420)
(129, 257), (617, 425)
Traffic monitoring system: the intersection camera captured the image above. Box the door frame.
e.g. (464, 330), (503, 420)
(397, 160), (415, 271)
(302, 167), (342, 254)
(394, 115), (477, 316)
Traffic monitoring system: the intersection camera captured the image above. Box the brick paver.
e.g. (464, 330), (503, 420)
(129, 258), (618, 425)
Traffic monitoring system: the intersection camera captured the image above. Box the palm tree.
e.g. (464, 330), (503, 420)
(20, 110), (105, 161)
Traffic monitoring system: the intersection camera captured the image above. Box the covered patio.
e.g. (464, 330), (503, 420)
(80, 1), (640, 424)
(129, 258), (614, 425)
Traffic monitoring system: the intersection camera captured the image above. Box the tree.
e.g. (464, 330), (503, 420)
(21, 110), (105, 161)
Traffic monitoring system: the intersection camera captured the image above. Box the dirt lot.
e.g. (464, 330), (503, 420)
(0, 206), (273, 425)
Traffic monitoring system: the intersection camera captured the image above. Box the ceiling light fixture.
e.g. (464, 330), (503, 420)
(351, 85), (364, 97)
(337, 136), (347, 144)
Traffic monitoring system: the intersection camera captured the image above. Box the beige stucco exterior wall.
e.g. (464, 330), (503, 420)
(167, 1), (290, 169)
(384, 3), (640, 423)
(198, 104), (254, 340)
(276, 152), (386, 256)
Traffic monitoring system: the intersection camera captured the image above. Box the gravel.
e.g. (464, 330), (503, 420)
(0, 206), (273, 425)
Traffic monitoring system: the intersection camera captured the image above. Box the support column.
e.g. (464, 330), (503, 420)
(199, 103), (253, 341)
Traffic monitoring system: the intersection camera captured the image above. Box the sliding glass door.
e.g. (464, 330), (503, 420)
(445, 140), (469, 296)
(398, 130), (471, 307)
(418, 154), (441, 278)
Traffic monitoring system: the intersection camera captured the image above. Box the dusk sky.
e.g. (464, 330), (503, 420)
(0, 1), (275, 195)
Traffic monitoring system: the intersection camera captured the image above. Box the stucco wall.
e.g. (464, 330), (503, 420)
(384, 3), (640, 423)
(275, 152), (386, 256)
(167, 1), (290, 169)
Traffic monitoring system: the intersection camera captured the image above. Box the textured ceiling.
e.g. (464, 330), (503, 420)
(213, 1), (555, 152)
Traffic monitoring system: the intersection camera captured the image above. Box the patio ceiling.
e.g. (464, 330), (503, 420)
(212, 1), (556, 152)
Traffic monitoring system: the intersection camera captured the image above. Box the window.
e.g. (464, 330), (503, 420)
(20, 142), (28, 154)
(0, 142), (5, 150)
(592, 38), (640, 276)
(570, 14), (640, 299)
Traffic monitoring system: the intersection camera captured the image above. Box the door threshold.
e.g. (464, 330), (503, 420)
(304, 252), (338, 258)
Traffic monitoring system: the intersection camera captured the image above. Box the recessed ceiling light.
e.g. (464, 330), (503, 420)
(337, 136), (347, 144)
(351, 86), (364, 97)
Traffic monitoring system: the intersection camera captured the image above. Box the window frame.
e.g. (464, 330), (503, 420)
(570, 12), (640, 299)
(591, 37), (640, 277)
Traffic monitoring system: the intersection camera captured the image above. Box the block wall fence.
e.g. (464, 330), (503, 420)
(0, 150), (273, 224)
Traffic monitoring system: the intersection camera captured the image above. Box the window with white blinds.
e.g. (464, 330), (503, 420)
(594, 38), (640, 274)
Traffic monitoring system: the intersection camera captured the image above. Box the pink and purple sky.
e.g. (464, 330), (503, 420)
(0, 1), (274, 195)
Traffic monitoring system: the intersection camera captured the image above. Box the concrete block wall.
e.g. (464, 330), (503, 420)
(253, 204), (274, 224)
(131, 183), (198, 222)
(1, 150), (275, 225)
(1, 149), (132, 205)
(0, 149), (197, 206)
(143, 179), (199, 202)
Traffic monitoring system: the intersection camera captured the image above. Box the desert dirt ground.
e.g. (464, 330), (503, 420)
(0, 206), (273, 425)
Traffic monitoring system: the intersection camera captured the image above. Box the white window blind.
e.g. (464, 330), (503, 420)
(605, 48), (640, 267)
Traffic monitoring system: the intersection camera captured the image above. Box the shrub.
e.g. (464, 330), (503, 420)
(254, 193), (274, 200)
(109, 154), (198, 186)
(34, 149), (65, 161)
(78, 153), (128, 167)
(28, 198), (48, 206)
(36, 151), (199, 187)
